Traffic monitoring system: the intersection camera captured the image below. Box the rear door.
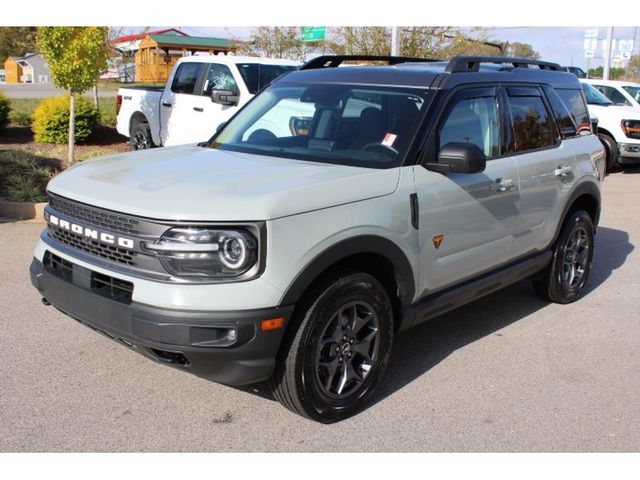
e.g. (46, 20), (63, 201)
(414, 86), (519, 295)
(160, 61), (206, 146)
(504, 86), (577, 257)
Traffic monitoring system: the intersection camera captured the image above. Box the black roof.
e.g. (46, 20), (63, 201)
(280, 56), (581, 90)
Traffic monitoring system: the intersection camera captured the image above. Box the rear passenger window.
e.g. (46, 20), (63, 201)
(438, 96), (500, 158)
(508, 95), (557, 152)
(171, 63), (204, 95)
(556, 89), (591, 134)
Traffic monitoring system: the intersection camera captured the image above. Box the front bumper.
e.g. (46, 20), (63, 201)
(618, 142), (640, 163)
(30, 258), (294, 386)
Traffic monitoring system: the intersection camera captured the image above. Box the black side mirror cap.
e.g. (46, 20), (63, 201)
(211, 89), (239, 106)
(425, 142), (487, 174)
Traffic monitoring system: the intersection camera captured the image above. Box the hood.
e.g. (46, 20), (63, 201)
(47, 146), (400, 221)
(588, 103), (640, 119)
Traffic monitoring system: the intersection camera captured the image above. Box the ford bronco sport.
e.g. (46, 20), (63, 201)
(30, 55), (604, 423)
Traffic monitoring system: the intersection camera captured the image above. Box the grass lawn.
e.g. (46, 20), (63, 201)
(8, 97), (118, 127)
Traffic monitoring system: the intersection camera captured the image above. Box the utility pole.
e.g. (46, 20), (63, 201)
(604, 26), (614, 80)
(391, 27), (400, 56)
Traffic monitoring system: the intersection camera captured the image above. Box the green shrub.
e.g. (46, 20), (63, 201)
(32, 95), (100, 144)
(0, 150), (57, 202)
(0, 92), (10, 132)
(9, 109), (32, 127)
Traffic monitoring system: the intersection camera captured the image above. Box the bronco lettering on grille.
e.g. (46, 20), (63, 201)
(48, 213), (135, 249)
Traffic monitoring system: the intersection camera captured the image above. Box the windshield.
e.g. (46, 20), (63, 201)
(208, 83), (431, 169)
(236, 64), (298, 94)
(622, 85), (640, 104)
(581, 83), (613, 106)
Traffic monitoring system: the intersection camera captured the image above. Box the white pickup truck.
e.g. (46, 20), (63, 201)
(116, 55), (300, 149)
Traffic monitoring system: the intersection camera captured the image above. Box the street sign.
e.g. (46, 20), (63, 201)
(584, 29), (599, 39)
(301, 27), (326, 42)
(585, 50), (594, 58)
(621, 51), (632, 59)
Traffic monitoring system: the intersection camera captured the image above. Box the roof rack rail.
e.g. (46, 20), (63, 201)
(301, 55), (438, 70)
(445, 56), (562, 73)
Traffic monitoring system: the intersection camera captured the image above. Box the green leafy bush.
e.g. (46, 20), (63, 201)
(32, 95), (100, 144)
(9, 109), (32, 127)
(0, 92), (10, 132)
(0, 150), (57, 202)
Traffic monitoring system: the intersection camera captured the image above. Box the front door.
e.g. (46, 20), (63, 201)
(414, 86), (519, 297)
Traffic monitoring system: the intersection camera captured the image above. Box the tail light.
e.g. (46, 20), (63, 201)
(116, 94), (122, 116)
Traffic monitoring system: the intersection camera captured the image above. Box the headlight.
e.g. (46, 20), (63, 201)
(621, 120), (640, 139)
(144, 227), (259, 279)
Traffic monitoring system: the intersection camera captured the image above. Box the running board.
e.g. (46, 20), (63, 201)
(401, 251), (552, 330)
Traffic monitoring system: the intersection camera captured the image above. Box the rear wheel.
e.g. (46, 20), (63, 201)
(598, 132), (619, 174)
(271, 271), (394, 423)
(130, 121), (154, 151)
(532, 210), (594, 304)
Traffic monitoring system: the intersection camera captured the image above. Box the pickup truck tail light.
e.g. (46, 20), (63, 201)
(116, 94), (122, 117)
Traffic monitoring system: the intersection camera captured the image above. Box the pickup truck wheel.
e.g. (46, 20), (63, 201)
(272, 271), (393, 423)
(532, 209), (594, 304)
(130, 121), (154, 151)
(598, 133), (619, 173)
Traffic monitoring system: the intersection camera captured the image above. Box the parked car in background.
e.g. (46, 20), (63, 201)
(584, 79), (640, 109)
(563, 66), (586, 78)
(580, 80), (640, 170)
(116, 56), (300, 149)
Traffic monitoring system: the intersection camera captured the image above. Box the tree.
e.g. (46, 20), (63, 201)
(36, 27), (109, 165)
(504, 42), (540, 59)
(587, 66), (626, 80)
(236, 27), (304, 60)
(0, 27), (38, 63)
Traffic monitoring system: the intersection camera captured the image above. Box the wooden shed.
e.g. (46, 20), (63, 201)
(4, 57), (21, 83)
(135, 34), (236, 83)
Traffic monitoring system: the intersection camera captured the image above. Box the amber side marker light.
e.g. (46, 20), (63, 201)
(261, 317), (285, 331)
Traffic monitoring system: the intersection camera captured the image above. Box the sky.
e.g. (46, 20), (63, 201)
(177, 26), (639, 71)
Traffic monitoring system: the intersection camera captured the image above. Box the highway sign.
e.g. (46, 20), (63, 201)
(302, 27), (326, 42)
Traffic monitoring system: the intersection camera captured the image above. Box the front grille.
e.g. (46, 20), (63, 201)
(91, 271), (134, 304)
(49, 195), (140, 235)
(50, 227), (137, 266)
(43, 251), (73, 281)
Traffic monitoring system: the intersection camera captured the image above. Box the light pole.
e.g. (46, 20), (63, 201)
(604, 27), (614, 80)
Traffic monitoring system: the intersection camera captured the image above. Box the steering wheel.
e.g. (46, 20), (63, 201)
(247, 129), (277, 144)
(363, 142), (399, 157)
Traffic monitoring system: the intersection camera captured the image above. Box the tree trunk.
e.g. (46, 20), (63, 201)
(93, 82), (99, 110)
(68, 92), (76, 165)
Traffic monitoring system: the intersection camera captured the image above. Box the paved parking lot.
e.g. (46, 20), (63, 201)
(1, 172), (639, 452)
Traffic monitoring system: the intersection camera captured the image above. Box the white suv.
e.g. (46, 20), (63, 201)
(31, 56), (604, 423)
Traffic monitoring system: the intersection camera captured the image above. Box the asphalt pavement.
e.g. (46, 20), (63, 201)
(1, 172), (639, 452)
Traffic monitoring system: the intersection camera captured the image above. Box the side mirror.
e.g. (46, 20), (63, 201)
(591, 116), (599, 133)
(426, 142), (486, 174)
(211, 89), (239, 106)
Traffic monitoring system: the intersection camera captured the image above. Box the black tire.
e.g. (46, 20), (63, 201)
(130, 121), (154, 151)
(598, 132), (619, 174)
(271, 271), (394, 423)
(532, 210), (595, 304)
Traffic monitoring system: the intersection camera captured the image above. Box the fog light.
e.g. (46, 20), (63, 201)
(225, 329), (237, 343)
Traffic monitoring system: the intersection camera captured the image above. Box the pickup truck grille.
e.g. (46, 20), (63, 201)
(49, 194), (140, 235)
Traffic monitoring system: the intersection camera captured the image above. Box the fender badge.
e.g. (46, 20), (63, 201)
(432, 235), (444, 250)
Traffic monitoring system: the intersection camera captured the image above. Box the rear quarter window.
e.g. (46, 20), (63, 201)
(555, 88), (591, 134)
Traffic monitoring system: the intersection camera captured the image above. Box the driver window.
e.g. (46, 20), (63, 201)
(438, 95), (500, 158)
(203, 64), (238, 97)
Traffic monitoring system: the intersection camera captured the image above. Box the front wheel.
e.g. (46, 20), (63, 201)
(598, 133), (619, 174)
(532, 210), (595, 304)
(271, 271), (394, 423)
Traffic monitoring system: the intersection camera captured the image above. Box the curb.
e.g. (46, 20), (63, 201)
(0, 199), (46, 223)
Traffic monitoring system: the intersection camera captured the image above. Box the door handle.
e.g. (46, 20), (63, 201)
(193, 107), (204, 112)
(554, 166), (573, 180)
(161, 102), (172, 108)
(491, 178), (517, 193)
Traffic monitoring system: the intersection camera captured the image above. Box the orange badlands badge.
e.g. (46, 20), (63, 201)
(432, 235), (444, 249)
